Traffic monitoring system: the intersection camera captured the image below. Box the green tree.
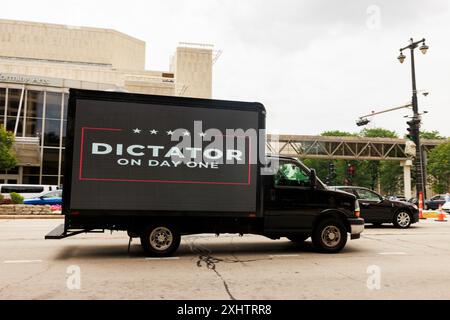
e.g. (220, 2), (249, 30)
(379, 161), (404, 196)
(361, 128), (398, 138)
(420, 130), (446, 140)
(0, 125), (17, 171)
(321, 130), (358, 137)
(303, 131), (356, 185)
(359, 128), (401, 194)
(304, 128), (407, 195)
(427, 141), (450, 193)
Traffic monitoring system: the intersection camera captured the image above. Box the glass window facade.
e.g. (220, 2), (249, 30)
(25, 91), (44, 137)
(0, 85), (68, 186)
(0, 88), (5, 127)
(6, 89), (25, 133)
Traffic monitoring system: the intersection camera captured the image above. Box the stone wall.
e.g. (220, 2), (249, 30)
(0, 205), (61, 215)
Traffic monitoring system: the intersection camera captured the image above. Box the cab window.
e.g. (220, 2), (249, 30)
(356, 189), (381, 201)
(275, 163), (310, 187)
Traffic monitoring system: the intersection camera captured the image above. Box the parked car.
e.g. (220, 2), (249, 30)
(442, 202), (450, 213)
(0, 184), (59, 200)
(23, 190), (62, 205)
(329, 186), (419, 228)
(425, 195), (446, 210)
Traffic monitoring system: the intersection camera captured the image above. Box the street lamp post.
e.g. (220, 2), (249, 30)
(398, 38), (429, 200)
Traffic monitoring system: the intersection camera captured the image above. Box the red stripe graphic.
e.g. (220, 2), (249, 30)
(79, 127), (252, 186)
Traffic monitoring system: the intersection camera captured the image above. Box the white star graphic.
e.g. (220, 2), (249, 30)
(133, 128), (142, 134)
(183, 131), (191, 136)
(150, 130), (158, 135)
(167, 130), (174, 136)
(199, 132), (206, 138)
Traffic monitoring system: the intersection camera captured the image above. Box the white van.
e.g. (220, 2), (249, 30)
(0, 185), (59, 200)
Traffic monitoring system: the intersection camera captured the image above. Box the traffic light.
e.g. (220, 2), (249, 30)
(326, 162), (337, 185)
(346, 164), (355, 185)
(356, 118), (371, 127)
(347, 164), (355, 176)
(406, 118), (421, 142)
(329, 162), (336, 177)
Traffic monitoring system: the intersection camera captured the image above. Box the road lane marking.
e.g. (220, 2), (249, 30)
(145, 257), (180, 261)
(377, 252), (407, 255)
(269, 254), (300, 258)
(3, 260), (43, 264)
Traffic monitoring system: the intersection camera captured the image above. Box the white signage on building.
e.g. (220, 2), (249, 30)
(0, 73), (63, 87)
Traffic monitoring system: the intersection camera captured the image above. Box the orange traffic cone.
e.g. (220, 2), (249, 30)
(435, 205), (448, 222)
(419, 192), (426, 220)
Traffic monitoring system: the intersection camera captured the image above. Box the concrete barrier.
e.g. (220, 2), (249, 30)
(421, 210), (448, 219)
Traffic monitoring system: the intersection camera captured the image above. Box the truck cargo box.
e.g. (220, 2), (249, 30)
(63, 89), (266, 217)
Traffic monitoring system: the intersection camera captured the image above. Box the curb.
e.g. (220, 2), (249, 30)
(0, 215), (64, 220)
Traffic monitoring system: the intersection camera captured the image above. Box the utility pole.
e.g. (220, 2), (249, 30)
(398, 38), (429, 200)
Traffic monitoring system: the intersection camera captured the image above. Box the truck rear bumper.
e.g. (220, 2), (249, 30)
(348, 218), (365, 240)
(45, 223), (100, 240)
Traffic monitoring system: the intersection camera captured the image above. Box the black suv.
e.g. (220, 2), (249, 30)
(329, 186), (419, 229)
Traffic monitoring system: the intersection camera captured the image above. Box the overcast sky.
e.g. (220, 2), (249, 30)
(2, 0), (449, 137)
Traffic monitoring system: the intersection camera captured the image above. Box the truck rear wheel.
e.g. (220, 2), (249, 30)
(140, 225), (181, 257)
(312, 218), (347, 253)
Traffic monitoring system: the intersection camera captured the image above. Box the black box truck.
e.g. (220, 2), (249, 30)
(46, 89), (364, 256)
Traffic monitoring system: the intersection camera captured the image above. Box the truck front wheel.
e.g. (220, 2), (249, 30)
(312, 218), (348, 253)
(140, 225), (181, 257)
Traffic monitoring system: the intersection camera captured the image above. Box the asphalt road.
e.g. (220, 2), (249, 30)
(1, 218), (450, 300)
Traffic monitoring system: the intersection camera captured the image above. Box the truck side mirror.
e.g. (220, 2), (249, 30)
(310, 169), (317, 189)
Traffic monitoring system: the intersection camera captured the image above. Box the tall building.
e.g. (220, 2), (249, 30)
(0, 19), (213, 186)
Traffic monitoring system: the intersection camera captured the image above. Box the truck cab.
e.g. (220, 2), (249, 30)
(262, 156), (364, 253)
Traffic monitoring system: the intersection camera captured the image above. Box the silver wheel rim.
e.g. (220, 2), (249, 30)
(149, 227), (173, 251)
(321, 226), (341, 248)
(397, 212), (411, 227)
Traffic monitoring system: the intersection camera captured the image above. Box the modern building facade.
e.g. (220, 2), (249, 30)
(0, 19), (213, 186)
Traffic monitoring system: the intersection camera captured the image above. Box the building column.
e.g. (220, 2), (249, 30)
(401, 160), (413, 199)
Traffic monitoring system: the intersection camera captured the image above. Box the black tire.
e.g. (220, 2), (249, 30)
(288, 234), (310, 243)
(393, 211), (412, 229)
(312, 218), (348, 253)
(140, 224), (181, 257)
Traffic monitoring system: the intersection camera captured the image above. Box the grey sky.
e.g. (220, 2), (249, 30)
(2, 0), (449, 136)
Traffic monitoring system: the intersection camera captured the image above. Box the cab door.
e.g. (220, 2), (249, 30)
(264, 161), (318, 233)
